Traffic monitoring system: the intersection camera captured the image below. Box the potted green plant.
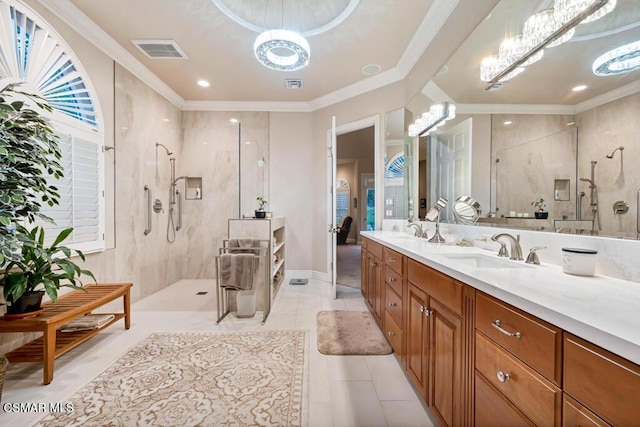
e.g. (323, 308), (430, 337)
(531, 198), (548, 219)
(0, 84), (63, 266)
(0, 84), (95, 317)
(1, 226), (95, 317)
(255, 196), (267, 219)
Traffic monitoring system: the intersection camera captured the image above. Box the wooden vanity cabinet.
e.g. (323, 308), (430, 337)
(563, 334), (640, 426)
(363, 239), (384, 322)
(382, 246), (406, 363)
(407, 259), (474, 427)
(475, 292), (562, 426)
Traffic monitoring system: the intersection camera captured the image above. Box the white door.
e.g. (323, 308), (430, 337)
(328, 116), (338, 299)
(429, 119), (472, 221)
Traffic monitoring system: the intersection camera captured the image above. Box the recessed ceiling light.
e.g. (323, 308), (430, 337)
(245, 141), (251, 145)
(362, 64), (381, 75)
(503, 120), (512, 125)
(567, 121), (576, 126)
(572, 85), (587, 92)
(197, 80), (210, 87)
(162, 118), (170, 122)
(230, 118), (238, 123)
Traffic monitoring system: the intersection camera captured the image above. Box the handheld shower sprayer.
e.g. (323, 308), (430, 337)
(156, 142), (173, 156)
(606, 146), (624, 159)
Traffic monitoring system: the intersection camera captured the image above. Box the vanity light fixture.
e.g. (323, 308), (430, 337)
(197, 80), (210, 87)
(408, 102), (456, 137)
(592, 40), (640, 76)
(482, 0), (612, 90)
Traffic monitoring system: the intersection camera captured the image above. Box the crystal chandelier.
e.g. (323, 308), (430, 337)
(480, 0), (615, 88)
(408, 103), (456, 137)
(593, 40), (640, 76)
(253, 0), (310, 72)
(524, 9), (575, 49)
(254, 29), (310, 71)
(554, 0), (616, 25)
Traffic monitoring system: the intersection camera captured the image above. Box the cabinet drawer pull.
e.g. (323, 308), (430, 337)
(387, 331), (395, 337)
(388, 302), (397, 307)
(492, 320), (522, 339)
(387, 257), (396, 263)
(419, 306), (425, 313)
(497, 370), (511, 383)
(387, 277), (395, 283)
(424, 309), (432, 317)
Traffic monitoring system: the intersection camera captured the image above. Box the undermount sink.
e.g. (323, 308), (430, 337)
(439, 253), (532, 269)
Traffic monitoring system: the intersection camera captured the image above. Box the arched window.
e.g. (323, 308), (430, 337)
(335, 179), (350, 223)
(385, 154), (404, 179)
(0, 0), (104, 252)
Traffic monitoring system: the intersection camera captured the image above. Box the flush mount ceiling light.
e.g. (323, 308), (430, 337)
(593, 40), (640, 76)
(254, 29), (310, 71)
(481, 0), (614, 89)
(197, 79), (210, 87)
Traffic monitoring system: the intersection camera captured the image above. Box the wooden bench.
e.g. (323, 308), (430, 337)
(0, 283), (132, 384)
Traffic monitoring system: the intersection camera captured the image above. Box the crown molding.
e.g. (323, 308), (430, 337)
(457, 104), (576, 115)
(182, 100), (313, 112)
(396, 0), (460, 76)
(575, 79), (640, 114)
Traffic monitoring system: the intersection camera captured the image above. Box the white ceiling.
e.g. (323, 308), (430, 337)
(37, 0), (637, 113)
(43, 0), (457, 110)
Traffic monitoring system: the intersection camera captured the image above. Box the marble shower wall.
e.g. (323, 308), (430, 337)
(176, 111), (269, 279)
(576, 92), (640, 238)
(492, 114), (577, 219)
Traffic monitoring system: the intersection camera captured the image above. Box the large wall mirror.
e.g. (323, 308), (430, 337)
(407, 0), (640, 239)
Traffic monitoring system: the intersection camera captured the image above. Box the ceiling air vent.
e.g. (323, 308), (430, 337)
(285, 79), (303, 89)
(484, 82), (508, 91)
(132, 39), (188, 59)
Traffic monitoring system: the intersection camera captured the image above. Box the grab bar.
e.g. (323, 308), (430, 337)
(176, 189), (183, 231)
(144, 185), (152, 235)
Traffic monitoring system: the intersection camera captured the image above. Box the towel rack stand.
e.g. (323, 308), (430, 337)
(215, 239), (271, 325)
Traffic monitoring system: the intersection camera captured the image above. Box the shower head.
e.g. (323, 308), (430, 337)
(606, 146), (624, 159)
(156, 142), (173, 156)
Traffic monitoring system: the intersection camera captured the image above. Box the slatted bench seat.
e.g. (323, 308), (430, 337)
(0, 283), (132, 384)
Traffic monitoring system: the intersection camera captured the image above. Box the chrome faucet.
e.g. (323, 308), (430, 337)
(407, 219), (426, 238)
(491, 233), (524, 261)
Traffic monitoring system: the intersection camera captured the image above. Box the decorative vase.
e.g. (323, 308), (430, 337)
(255, 210), (266, 219)
(535, 210), (549, 219)
(5, 290), (45, 316)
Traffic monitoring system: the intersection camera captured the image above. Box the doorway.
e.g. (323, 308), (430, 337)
(335, 126), (375, 292)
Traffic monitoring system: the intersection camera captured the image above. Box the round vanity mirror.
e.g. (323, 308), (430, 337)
(452, 196), (481, 225)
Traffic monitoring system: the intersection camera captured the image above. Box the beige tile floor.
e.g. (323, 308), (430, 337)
(0, 277), (434, 426)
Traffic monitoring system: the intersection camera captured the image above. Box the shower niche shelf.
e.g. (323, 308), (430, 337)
(184, 177), (202, 200)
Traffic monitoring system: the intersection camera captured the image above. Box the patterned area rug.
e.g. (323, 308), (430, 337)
(316, 310), (392, 355)
(36, 330), (307, 427)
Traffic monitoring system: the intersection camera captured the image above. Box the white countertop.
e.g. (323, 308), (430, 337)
(362, 230), (640, 365)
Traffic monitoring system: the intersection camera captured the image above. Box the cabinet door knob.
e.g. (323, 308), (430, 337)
(388, 302), (396, 307)
(387, 277), (395, 283)
(388, 257), (396, 263)
(387, 331), (395, 337)
(492, 320), (522, 339)
(497, 371), (511, 383)
(419, 306), (425, 313)
(424, 309), (432, 317)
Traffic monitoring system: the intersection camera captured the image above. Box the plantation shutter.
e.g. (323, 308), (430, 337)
(37, 124), (104, 253)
